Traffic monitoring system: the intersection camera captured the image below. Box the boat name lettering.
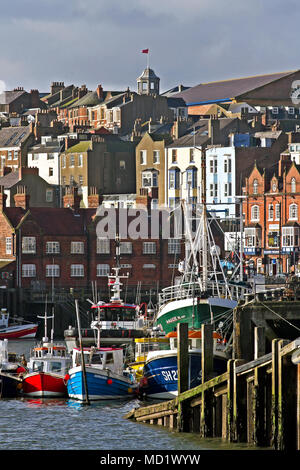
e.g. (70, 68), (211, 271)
(161, 370), (178, 381)
(166, 315), (186, 324)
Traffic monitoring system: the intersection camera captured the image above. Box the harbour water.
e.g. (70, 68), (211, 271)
(0, 339), (258, 452)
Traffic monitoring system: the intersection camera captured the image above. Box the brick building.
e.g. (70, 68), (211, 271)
(0, 126), (34, 174)
(0, 187), (185, 296)
(243, 155), (300, 275)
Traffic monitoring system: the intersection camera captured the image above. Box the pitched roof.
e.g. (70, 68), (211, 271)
(173, 71), (296, 105)
(0, 171), (21, 188)
(3, 206), (96, 234)
(0, 90), (27, 105)
(168, 117), (249, 148)
(69, 91), (102, 108)
(0, 126), (31, 148)
(65, 141), (92, 153)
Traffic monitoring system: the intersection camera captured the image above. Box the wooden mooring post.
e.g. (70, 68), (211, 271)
(125, 326), (300, 450)
(176, 322), (189, 432)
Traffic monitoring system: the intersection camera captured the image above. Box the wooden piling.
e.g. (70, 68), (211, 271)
(227, 359), (235, 441)
(177, 322), (189, 394)
(253, 365), (267, 446)
(200, 323), (214, 437)
(177, 322), (189, 432)
(278, 339), (297, 451)
(233, 359), (247, 442)
(271, 338), (281, 449)
(254, 327), (265, 360)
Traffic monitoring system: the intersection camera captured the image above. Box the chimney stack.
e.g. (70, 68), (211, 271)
(30, 89), (40, 108)
(63, 187), (81, 211)
(208, 116), (221, 145)
(87, 187), (102, 208)
(96, 84), (103, 100)
(14, 186), (30, 210)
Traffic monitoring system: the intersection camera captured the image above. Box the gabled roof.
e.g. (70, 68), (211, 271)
(0, 90), (27, 105)
(173, 71), (297, 105)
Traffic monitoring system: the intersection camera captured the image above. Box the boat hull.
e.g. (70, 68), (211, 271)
(0, 324), (38, 340)
(155, 297), (236, 335)
(67, 366), (137, 401)
(139, 351), (227, 400)
(22, 372), (68, 398)
(0, 372), (22, 398)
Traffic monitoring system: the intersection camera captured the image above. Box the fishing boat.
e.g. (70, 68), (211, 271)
(90, 263), (146, 332)
(66, 346), (137, 401)
(21, 310), (72, 398)
(0, 308), (38, 340)
(154, 199), (252, 336)
(138, 329), (228, 400)
(0, 339), (25, 398)
(66, 299), (137, 401)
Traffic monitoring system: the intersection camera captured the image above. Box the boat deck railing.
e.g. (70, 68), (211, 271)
(158, 281), (253, 306)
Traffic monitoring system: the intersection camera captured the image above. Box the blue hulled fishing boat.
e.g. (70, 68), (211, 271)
(66, 346), (137, 401)
(138, 330), (228, 399)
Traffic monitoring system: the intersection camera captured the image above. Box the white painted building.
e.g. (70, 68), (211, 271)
(27, 136), (62, 186)
(206, 146), (236, 218)
(166, 144), (203, 209)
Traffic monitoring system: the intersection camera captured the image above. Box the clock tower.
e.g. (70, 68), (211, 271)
(137, 67), (160, 96)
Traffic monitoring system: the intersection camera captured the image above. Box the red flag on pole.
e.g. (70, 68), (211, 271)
(142, 49), (149, 54)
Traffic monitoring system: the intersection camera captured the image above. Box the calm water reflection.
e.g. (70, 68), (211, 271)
(0, 340), (261, 451)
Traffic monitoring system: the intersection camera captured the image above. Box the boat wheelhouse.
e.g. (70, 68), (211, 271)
(21, 342), (72, 398)
(128, 336), (170, 379)
(66, 346), (137, 401)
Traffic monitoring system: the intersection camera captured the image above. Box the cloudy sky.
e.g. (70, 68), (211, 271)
(1, 0), (299, 94)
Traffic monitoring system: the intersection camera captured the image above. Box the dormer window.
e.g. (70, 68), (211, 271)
(272, 181), (277, 192)
(291, 177), (296, 193)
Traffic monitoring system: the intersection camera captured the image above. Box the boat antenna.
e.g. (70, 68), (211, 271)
(37, 295), (54, 343)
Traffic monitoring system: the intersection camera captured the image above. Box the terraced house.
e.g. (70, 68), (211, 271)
(243, 154), (300, 275)
(60, 134), (136, 207)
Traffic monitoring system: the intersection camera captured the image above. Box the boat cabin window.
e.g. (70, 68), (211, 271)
(139, 342), (170, 354)
(103, 308), (136, 322)
(90, 353), (102, 365)
(50, 361), (62, 372)
(105, 353), (114, 364)
(32, 361), (44, 372)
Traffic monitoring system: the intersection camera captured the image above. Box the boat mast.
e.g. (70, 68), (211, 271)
(200, 146), (208, 292)
(37, 296), (54, 344)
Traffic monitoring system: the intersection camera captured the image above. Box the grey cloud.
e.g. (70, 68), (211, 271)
(0, 0), (300, 93)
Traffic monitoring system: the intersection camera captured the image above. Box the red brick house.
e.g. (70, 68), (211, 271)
(0, 187), (184, 295)
(243, 154), (300, 275)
